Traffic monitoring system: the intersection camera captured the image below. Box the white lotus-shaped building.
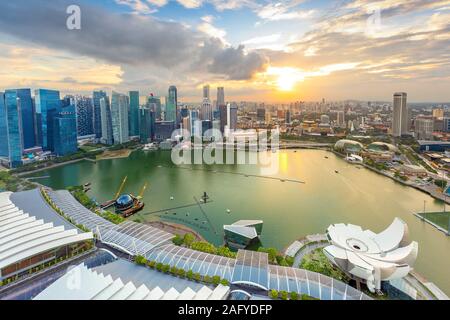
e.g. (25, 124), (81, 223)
(323, 218), (418, 293)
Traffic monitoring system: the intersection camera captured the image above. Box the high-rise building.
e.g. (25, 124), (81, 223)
(415, 117), (434, 140)
(53, 104), (77, 156)
(201, 99), (213, 121)
(265, 112), (272, 124)
(6, 89), (35, 149)
(100, 97), (113, 145)
(203, 85), (210, 101)
(129, 91), (140, 137)
(285, 110), (292, 124)
(257, 108), (266, 122)
(111, 92), (130, 145)
(154, 121), (175, 141)
(226, 104), (238, 135)
(182, 116), (191, 133)
(0, 93), (8, 158)
(93, 91), (108, 139)
(75, 96), (94, 137)
(147, 94), (162, 120)
(219, 104), (227, 134)
(166, 86), (178, 122)
(432, 108), (444, 119)
(4, 90), (24, 167)
(139, 107), (155, 144)
(337, 111), (346, 128)
(190, 110), (200, 137)
(321, 114), (330, 125)
(392, 92), (408, 137)
(217, 87), (225, 108)
(34, 89), (61, 151)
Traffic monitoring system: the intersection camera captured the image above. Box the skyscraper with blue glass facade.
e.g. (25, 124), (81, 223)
(93, 91), (108, 139)
(34, 89), (61, 152)
(139, 107), (155, 144)
(129, 91), (140, 137)
(4, 90), (24, 167)
(0, 93), (8, 158)
(166, 86), (177, 122)
(6, 89), (35, 150)
(53, 103), (78, 156)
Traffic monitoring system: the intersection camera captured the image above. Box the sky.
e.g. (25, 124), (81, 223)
(0, 0), (449, 103)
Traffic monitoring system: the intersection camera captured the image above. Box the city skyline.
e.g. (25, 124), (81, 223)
(0, 0), (449, 102)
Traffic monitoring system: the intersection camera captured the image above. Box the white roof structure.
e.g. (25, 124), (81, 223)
(323, 218), (418, 293)
(34, 263), (230, 300)
(223, 225), (257, 239)
(0, 192), (93, 277)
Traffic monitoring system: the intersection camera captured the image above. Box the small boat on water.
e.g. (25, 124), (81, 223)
(170, 196), (174, 200)
(345, 154), (363, 164)
(227, 209), (231, 214)
(335, 170), (339, 174)
(143, 143), (158, 151)
(325, 156), (329, 159)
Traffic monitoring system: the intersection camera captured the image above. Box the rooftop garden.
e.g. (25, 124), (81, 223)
(299, 248), (350, 283)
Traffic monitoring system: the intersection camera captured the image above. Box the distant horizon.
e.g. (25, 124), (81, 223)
(0, 1), (449, 102)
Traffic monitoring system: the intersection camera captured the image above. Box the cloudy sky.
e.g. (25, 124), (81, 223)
(0, 0), (449, 102)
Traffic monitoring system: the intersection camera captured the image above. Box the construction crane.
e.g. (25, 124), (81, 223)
(114, 176), (128, 200)
(137, 182), (148, 200)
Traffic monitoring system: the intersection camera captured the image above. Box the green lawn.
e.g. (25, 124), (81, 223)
(418, 212), (450, 232)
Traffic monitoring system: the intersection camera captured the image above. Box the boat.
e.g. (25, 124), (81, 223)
(227, 209), (231, 214)
(170, 196), (174, 200)
(335, 170), (339, 174)
(143, 143), (158, 151)
(325, 156), (329, 159)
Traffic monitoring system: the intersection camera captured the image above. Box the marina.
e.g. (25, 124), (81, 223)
(24, 149), (450, 295)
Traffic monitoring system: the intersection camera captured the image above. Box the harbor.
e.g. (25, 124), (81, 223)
(23, 148), (450, 295)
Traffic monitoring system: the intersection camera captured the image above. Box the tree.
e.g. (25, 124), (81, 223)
(170, 266), (178, 275)
(135, 255), (147, 265)
(290, 292), (299, 300)
(269, 290), (279, 299)
(258, 247), (279, 264)
(194, 273), (201, 282)
(147, 261), (156, 269)
(212, 275), (221, 285)
(172, 234), (184, 246)
(183, 233), (195, 247)
(187, 270), (194, 280)
(162, 264), (170, 273)
(156, 263), (163, 271)
(220, 279), (229, 286)
(280, 291), (288, 300)
(178, 269), (186, 278)
(204, 275), (212, 284)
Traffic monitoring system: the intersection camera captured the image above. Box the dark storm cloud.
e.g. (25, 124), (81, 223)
(0, 0), (267, 80)
(208, 45), (269, 80)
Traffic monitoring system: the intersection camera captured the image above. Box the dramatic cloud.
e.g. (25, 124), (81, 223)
(208, 45), (269, 80)
(0, 0), (268, 83)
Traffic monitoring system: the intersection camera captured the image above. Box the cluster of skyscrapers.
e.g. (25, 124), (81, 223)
(0, 85), (238, 168)
(0, 89), (77, 168)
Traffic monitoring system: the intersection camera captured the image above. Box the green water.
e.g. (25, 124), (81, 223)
(27, 149), (450, 294)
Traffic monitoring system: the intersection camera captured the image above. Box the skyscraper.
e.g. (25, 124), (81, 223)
(219, 104), (227, 133)
(6, 89), (35, 149)
(226, 104), (238, 136)
(0, 93), (9, 158)
(53, 103), (77, 156)
(190, 110), (200, 137)
(34, 89), (61, 151)
(257, 108), (266, 122)
(139, 107), (155, 144)
(75, 96), (94, 137)
(147, 94), (162, 120)
(337, 111), (346, 128)
(100, 97), (113, 145)
(111, 92), (130, 145)
(166, 86), (177, 122)
(201, 99), (213, 121)
(203, 85), (210, 101)
(392, 92), (408, 137)
(217, 87), (225, 108)
(4, 90), (24, 167)
(129, 91), (140, 136)
(93, 91), (108, 139)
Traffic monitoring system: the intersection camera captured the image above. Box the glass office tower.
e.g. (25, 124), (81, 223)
(0, 93), (8, 157)
(139, 107), (155, 144)
(4, 90), (24, 167)
(35, 89), (61, 151)
(14, 89), (35, 149)
(166, 86), (177, 122)
(53, 104), (78, 156)
(93, 91), (108, 139)
(129, 91), (140, 137)
(111, 92), (130, 145)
